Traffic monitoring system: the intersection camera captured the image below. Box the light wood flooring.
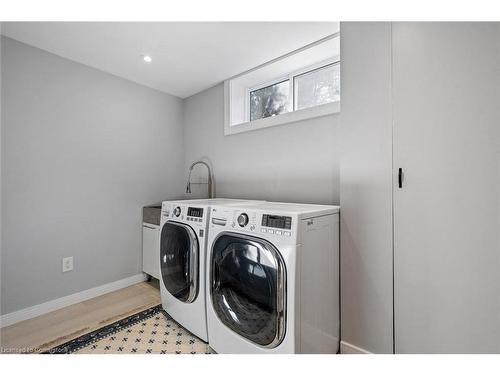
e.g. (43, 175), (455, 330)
(0, 280), (161, 353)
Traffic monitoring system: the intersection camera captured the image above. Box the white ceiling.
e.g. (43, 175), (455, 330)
(1, 22), (338, 98)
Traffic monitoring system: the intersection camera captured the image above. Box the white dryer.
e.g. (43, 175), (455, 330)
(206, 201), (340, 353)
(159, 198), (261, 342)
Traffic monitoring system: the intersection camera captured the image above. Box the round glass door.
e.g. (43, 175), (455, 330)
(210, 233), (286, 348)
(160, 221), (199, 303)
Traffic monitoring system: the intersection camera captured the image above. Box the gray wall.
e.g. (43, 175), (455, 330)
(1, 37), (184, 314)
(0, 28), (3, 318)
(339, 23), (394, 353)
(182, 83), (340, 205)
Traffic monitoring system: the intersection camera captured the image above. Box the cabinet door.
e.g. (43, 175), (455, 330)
(142, 224), (160, 279)
(393, 23), (500, 353)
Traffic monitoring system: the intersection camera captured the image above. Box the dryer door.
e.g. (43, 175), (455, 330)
(160, 221), (199, 303)
(210, 233), (286, 348)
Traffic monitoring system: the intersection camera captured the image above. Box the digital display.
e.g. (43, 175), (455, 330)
(261, 214), (292, 230)
(188, 207), (204, 218)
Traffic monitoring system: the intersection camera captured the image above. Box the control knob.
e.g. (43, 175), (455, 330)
(237, 213), (249, 227)
(173, 206), (181, 217)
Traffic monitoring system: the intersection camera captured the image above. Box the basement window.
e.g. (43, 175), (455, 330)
(250, 79), (291, 121)
(224, 32), (340, 135)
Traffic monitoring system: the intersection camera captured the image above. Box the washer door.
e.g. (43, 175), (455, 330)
(160, 221), (199, 303)
(210, 233), (286, 348)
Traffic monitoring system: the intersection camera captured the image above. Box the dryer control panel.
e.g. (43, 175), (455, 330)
(259, 214), (292, 237)
(261, 214), (292, 230)
(210, 207), (295, 241)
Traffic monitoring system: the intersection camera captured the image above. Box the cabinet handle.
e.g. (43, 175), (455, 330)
(398, 168), (403, 188)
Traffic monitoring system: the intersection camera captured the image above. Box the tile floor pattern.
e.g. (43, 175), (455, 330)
(77, 312), (211, 354)
(47, 306), (212, 354)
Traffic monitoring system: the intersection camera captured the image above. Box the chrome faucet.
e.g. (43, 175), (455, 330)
(186, 160), (214, 198)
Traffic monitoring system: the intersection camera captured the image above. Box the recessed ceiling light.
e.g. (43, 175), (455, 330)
(142, 55), (152, 63)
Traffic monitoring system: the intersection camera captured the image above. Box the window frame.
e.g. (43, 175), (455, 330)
(244, 57), (339, 124)
(225, 60), (340, 136)
(224, 32), (340, 136)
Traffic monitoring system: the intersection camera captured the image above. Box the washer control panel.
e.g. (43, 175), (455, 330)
(162, 203), (206, 226)
(186, 207), (204, 223)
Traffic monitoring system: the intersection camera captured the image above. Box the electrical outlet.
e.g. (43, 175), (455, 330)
(62, 256), (73, 273)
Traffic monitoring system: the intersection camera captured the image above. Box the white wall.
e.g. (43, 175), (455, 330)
(339, 23), (394, 354)
(1, 37), (184, 315)
(182, 83), (340, 204)
(339, 22), (500, 354)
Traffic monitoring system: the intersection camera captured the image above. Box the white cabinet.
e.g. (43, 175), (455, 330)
(142, 224), (160, 280)
(393, 23), (500, 353)
(340, 22), (500, 354)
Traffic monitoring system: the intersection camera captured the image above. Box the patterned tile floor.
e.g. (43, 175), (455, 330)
(46, 306), (212, 354)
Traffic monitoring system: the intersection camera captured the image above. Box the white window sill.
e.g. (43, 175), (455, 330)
(224, 101), (340, 136)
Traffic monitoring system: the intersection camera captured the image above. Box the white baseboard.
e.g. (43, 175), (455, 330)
(340, 341), (373, 354)
(0, 273), (147, 328)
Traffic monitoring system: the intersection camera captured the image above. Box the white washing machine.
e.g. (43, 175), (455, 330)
(205, 201), (340, 353)
(159, 198), (261, 342)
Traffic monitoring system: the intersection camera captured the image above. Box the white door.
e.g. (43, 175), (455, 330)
(393, 23), (500, 353)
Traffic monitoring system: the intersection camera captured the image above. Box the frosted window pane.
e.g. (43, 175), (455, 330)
(250, 80), (290, 121)
(294, 63), (340, 110)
